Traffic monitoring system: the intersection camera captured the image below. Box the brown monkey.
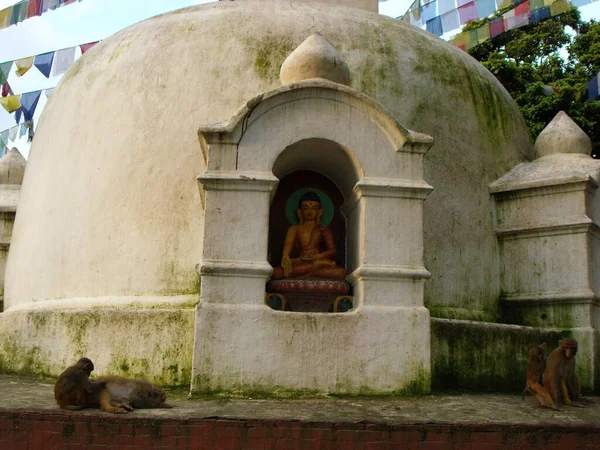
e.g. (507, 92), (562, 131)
(88, 376), (173, 414)
(543, 338), (593, 407)
(54, 357), (106, 411)
(521, 343), (559, 410)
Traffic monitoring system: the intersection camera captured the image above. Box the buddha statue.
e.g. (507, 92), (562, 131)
(271, 190), (346, 280)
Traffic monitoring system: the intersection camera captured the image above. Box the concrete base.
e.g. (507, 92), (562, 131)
(0, 296), (197, 385)
(191, 303), (431, 395)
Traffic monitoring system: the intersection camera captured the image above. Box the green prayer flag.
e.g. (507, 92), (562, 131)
(530, 0), (545, 10)
(0, 61), (11, 85)
(10, 0), (28, 25)
(0, 130), (9, 151)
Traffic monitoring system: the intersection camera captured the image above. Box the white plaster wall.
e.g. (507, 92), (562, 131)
(4, 1), (531, 315)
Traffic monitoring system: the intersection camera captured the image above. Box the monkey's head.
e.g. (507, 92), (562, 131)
(150, 386), (167, 403)
(560, 338), (578, 359)
(76, 357), (95, 375)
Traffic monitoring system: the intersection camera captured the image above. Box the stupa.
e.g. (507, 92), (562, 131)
(0, 0), (597, 396)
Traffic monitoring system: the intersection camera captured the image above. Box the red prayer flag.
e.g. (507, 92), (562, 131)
(515, 0), (530, 16)
(2, 82), (11, 97)
(80, 41), (99, 54)
(490, 18), (505, 37)
(27, 0), (42, 18)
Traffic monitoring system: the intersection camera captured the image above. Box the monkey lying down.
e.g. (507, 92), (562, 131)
(55, 358), (172, 414)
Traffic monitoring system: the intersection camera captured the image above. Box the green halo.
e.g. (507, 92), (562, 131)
(285, 188), (334, 226)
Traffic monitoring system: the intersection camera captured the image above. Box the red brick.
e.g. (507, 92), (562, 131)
(309, 428), (334, 441)
(470, 432), (504, 444)
(32, 420), (55, 433)
(416, 443), (454, 449)
(365, 443), (394, 450)
(276, 438), (297, 450)
(389, 430), (426, 443)
(424, 431), (451, 443)
(249, 427), (271, 439)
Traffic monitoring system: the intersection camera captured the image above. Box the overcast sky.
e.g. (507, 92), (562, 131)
(0, 0), (598, 157)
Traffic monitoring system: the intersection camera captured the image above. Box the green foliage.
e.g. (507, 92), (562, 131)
(465, 7), (600, 148)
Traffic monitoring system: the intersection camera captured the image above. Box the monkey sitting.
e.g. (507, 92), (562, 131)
(543, 338), (594, 408)
(521, 343), (559, 410)
(87, 376), (173, 414)
(54, 357), (106, 411)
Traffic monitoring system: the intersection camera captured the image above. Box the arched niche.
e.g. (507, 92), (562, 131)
(192, 80), (435, 394)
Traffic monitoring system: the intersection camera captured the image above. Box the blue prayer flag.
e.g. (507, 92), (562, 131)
(34, 51), (54, 78)
(426, 16), (444, 36)
(20, 90), (41, 123)
(530, 6), (550, 22)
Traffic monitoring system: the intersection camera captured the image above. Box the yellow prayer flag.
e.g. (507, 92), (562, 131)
(0, 7), (11, 29)
(543, 0), (556, 6)
(550, 0), (572, 15)
(15, 57), (34, 77)
(497, 0), (513, 8)
(477, 25), (491, 43)
(451, 31), (469, 47)
(0, 95), (21, 113)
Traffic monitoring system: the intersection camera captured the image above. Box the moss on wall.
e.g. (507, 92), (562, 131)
(251, 35), (296, 82)
(431, 318), (597, 393)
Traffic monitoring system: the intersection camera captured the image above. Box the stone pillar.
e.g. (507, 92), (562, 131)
(490, 112), (600, 389)
(0, 149), (26, 312)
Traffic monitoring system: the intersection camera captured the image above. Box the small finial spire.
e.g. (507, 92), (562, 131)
(280, 32), (350, 86)
(535, 111), (592, 158)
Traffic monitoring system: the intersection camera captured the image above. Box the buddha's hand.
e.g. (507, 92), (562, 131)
(314, 260), (335, 267)
(282, 256), (292, 277)
(301, 253), (323, 261)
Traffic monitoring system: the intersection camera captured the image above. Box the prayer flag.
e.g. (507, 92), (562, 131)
(15, 57), (34, 77)
(457, 0), (472, 6)
(506, 12), (529, 29)
(529, 0), (545, 10)
(514, 0), (530, 15)
(0, 61), (11, 85)
(52, 47), (75, 77)
(496, 0), (513, 7)
(503, 8), (516, 18)
(0, 130), (8, 150)
(441, 9), (460, 33)
(467, 29), (479, 49)
(530, 6), (550, 21)
(10, 0), (28, 25)
(80, 41), (99, 54)
(19, 123), (27, 138)
(421, 1), (438, 23)
(589, 73), (599, 101)
(475, 0), (496, 19)
(34, 51), (55, 78)
(410, 7), (421, 25)
(27, 0), (41, 18)
(438, 0), (456, 15)
(45, 88), (54, 97)
(458, 2), (478, 24)
(477, 23), (491, 42)
(490, 18), (505, 36)
(0, 7), (11, 29)
(8, 126), (18, 142)
(426, 16), (444, 36)
(41, 0), (60, 13)
(20, 91), (41, 122)
(550, 0), (572, 13)
(2, 82), (11, 97)
(0, 95), (21, 113)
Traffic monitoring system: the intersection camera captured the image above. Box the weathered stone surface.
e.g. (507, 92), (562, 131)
(535, 111), (592, 158)
(0, 148), (26, 186)
(280, 32), (351, 85)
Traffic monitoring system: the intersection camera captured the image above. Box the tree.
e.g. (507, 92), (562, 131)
(463, 6), (600, 152)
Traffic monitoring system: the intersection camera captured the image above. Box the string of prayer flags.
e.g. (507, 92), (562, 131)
(0, 0), (82, 31)
(0, 95), (21, 114)
(34, 51), (55, 78)
(15, 57), (34, 77)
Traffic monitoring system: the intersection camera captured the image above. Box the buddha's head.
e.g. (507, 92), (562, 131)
(297, 190), (323, 224)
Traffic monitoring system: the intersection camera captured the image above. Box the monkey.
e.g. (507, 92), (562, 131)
(54, 357), (106, 411)
(87, 376), (173, 414)
(542, 338), (594, 408)
(521, 343), (559, 410)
